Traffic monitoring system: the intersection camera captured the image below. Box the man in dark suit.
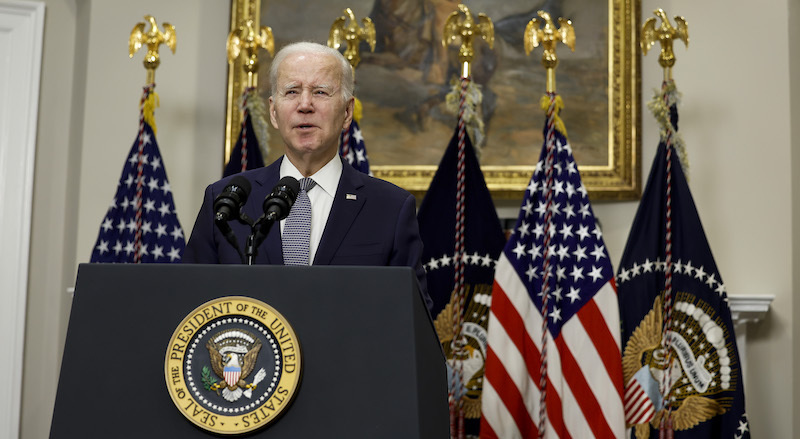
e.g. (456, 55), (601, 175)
(184, 41), (431, 311)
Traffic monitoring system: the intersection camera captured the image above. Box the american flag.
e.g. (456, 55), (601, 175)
(480, 94), (625, 438)
(90, 86), (185, 263)
(339, 119), (371, 175)
(617, 81), (749, 438)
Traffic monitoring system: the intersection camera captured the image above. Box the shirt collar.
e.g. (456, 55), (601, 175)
(279, 154), (342, 197)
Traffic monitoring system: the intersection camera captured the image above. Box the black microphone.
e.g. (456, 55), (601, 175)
(214, 176), (251, 222)
(247, 177), (301, 261)
(263, 176), (300, 222)
(214, 176), (251, 264)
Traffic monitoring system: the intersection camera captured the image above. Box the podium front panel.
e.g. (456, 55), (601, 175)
(50, 264), (447, 438)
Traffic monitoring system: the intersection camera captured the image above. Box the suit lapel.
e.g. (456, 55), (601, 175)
(314, 164), (366, 265)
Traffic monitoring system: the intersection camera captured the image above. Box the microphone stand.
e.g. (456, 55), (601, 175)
(244, 212), (278, 265)
(215, 213), (247, 265)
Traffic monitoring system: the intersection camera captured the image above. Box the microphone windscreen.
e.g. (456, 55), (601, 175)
(228, 175), (252, 200)
(214, 175), (252, 222)
(275, 176), (300, 202)
(262, 176), (301, 222)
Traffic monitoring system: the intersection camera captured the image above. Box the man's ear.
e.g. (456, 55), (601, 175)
(342, 97), (354, 130)
(269, 96), (279, 129)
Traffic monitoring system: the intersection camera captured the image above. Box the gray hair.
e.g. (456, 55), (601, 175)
(269, 41), (354, 103)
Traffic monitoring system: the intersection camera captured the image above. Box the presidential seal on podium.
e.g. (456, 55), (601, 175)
(165, 296), (302, 435)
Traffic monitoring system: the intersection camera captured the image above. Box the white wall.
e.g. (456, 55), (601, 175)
(632, 1), (793, 437)
(74, 1), (228, 264)
(21, 1), (228, 438)
(22, 1), (82, 438)
(21, 0), (796, 438)
(789, 0), (800, 432)
(0, 2), (44, 438)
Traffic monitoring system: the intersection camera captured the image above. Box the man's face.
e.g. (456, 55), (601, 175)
(269, 52), (353, 167)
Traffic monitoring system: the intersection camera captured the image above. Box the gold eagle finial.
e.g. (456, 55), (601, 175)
(524, 10), (575, 93)
(227, 19), (274, 87)
(328, 8), (376, 70)
(641, 9), (688, 79)
(129, 15), (176, 84)
(442, 4), (494, 78)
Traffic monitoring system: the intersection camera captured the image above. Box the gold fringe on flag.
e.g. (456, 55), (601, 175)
(445, 77), (486, 157)
(647, 81), (689, 178)
(240, 87), (270, 158)
(143, 90), (160, 136)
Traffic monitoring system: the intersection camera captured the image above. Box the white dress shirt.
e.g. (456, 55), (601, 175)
(279, 155), (342, 264)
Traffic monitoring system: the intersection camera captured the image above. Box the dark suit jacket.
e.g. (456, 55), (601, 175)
(183, 156), (431, 310)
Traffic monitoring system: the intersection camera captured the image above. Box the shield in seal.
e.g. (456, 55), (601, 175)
(165, 296), (302, 435)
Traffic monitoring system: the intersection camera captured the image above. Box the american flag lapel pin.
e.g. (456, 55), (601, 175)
(346, 193), (357, 200)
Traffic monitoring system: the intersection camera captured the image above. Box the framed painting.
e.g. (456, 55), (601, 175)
(225, 0), (641, 200)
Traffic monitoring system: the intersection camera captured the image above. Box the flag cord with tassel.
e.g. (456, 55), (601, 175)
(537, 92), (561, 438)
(238, 87), (254, 173)
(449, 76), (469, 439)
(659, 78), (676, 439)
(134, 83), (158, 263)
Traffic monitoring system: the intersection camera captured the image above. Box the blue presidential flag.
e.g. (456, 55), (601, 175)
(90, 86), (185, 263)
(417, 125), (505, 435)
(616, 81), (749, 438)
(224, 111), (265, 177)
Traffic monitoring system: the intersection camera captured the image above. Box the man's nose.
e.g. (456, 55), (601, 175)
(298, 90), (313, 112)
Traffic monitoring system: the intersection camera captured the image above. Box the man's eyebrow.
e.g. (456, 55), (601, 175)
(314, 84), (338, 93)
(280, 83), (336, 91)
(280, 82), (300, 91)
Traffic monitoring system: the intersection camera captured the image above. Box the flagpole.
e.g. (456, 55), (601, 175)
(128, 15), (176, 263)
(442, 5), (493, 438)
(524, 10), (575, 437)
(132, 86), (152, 263)
(328, 7), (376, 174)
(641, 10), (688, 436)
(619, 11), (748, 435)
(227, 2), (273, 173)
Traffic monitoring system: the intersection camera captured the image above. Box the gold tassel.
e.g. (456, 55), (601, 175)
(539, 94), (568, 139)
(142, 91), (160, 136)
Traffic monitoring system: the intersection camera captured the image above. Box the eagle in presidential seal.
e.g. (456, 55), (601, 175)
(434, 285), (493, 422)
(205, 329), (265, 402)
(165, 296), (302, 435)
(622, 293), (740, 438)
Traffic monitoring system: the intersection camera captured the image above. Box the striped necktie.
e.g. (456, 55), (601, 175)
(282, 177), (316, 265)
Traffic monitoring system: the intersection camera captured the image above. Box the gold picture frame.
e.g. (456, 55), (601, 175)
(225, 0), (641, 200)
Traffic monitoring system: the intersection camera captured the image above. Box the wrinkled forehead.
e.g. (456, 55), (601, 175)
(276, 52), (341, 89)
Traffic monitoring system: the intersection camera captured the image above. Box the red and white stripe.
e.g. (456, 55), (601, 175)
(224, 370), (241, 388)
(481, 254), (626, 438)
(624, 378), (656, 425)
